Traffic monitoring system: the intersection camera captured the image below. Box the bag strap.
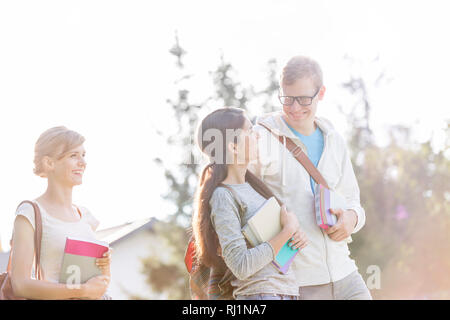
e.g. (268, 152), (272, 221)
(218, 183), (247, 223)
(258, 122), (329, 189)
(7, 201), (44, 280)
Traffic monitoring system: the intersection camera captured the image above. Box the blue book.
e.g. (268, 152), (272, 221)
(272, 241), (299, 274)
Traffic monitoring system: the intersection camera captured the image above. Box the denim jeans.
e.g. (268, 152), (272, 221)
(298, 270), (372, 300)
(236, 293), (298, 300)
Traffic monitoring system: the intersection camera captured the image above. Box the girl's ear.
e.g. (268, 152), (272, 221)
(227, 141), (237, 156)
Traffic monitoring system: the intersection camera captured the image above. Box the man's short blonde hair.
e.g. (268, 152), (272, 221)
(33, 126), (85, 177)
(280, 55), (323, 89)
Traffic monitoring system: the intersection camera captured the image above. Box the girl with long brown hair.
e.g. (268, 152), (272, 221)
(191, 107), (308, 300)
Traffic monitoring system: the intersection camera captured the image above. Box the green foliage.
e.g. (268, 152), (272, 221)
(210, 54), (249, 111)
(257, 58), (280, 114)
(340, 61), (450, 299)
(350, 124), (450, 299)
(156, 33), (203, 226)
(141, 221), (191, 299)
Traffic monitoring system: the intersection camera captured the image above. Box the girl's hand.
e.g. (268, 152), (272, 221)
(288, 228), (309, 250)
(82, 275), (110, 300)
(269, 204), (304, 257)
(280, 204), (299, 235)
(96, 248), (112, 277)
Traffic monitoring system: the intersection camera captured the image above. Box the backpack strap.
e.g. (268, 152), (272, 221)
(218, 183), (247, 225)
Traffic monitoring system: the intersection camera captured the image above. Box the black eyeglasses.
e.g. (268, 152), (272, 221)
(278, 87), (321, 106)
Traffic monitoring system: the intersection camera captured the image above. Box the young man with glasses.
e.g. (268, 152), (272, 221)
(248, 56), (372, 300)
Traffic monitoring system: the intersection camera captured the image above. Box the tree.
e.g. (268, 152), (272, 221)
(337, 56), (450, 299)
(141, 33), (202, 299)
(257, 58), (280, 114)
(210, 53), (250, 111)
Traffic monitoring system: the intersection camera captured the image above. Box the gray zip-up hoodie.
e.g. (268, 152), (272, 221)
(248, 111), (366, 286)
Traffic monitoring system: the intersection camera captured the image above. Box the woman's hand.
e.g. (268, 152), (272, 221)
(288, 228), (309, 250)
(268, 204), (305, 256)
(96, 248), (112, 277)
(280, 205), (308, 250)
(280, 204), (299, 235)
(82, 275), (110, 300)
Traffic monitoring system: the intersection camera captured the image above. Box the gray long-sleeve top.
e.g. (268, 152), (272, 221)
(210, 182), (299, 298)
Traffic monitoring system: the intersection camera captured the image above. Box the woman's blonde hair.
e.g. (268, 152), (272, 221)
(33, 126), (85, 177)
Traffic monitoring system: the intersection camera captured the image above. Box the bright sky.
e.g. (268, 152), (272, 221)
(1, 0), (449, 250)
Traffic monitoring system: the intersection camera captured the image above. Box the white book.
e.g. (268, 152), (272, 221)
(242, 224), (260, 247)
(242, 197), (281, 246)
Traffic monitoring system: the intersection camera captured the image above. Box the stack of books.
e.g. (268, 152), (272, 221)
(314, 184), (347, 230)
(242, 197), (299, 274)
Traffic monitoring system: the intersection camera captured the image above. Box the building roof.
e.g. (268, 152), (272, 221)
(95, 217), (157, 246)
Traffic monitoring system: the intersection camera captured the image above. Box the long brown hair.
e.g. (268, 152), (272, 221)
(192, 107), (281, 268)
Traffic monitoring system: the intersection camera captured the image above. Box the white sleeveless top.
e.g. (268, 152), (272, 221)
(15, 200), (100, 283)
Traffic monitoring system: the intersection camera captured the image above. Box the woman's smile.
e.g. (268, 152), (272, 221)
(72, 169), (84, 177)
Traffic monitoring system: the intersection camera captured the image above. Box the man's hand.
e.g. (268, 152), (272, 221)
(324, 209), (358, 242)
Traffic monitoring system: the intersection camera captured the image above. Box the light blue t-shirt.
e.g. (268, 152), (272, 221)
(283, 118), (324, 194)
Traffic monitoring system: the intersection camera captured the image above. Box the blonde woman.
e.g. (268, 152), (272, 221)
(10, 126), (111, 300)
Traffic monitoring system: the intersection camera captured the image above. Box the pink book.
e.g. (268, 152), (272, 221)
(59, 236), (109, 284)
